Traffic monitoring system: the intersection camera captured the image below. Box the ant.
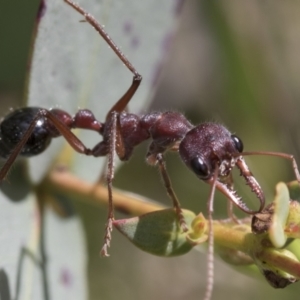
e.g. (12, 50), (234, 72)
(1, 1), (300, 299)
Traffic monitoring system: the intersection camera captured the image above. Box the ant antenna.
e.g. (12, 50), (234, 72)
(242, 151), (300, 183)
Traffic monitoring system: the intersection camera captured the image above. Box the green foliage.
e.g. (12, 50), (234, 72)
(114, 209), (197, 256)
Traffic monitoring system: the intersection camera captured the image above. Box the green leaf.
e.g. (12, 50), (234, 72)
(256, 248), (299, 288)
(287, 180), (300, 201)
(27, 0), (179, 183)
(0, 0), (180, 298)
(114, 209), (199, 256)
(284, 201), (300, 239)
(269, 182), (290, 248)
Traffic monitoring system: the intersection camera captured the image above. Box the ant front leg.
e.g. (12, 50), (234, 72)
(155, 153), (188, 232)
(98, 112), (120, 257)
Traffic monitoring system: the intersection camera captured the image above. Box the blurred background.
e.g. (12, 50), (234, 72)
(1, 0), (300, 299)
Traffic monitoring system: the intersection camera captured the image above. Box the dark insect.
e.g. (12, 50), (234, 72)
(1, 1), (300, 299)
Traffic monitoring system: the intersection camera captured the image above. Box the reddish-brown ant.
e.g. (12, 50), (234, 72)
(1, 1), (300, 299)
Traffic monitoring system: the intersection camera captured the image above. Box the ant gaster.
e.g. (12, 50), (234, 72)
(1, 1), (300, 299)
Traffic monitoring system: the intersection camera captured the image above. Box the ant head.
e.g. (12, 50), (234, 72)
(179, 123), (242, 179)
(179, 122), (264, 214)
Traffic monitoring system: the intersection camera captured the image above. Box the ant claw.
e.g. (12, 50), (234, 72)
(180, 222), (189, 233)
(100, 245), (110, 257)
(101, 217), (114, 256)
(175, 208), (189, 232)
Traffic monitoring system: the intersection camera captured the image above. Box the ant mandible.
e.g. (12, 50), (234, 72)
(1, 1), (300, 295)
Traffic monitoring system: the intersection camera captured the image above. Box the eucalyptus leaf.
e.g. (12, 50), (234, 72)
(27, 0), (179, 183)
(0, 0), (181, 299)
(114, 209), (197, 256)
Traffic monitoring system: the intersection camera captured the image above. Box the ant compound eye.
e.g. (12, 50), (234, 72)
(231, 134), (243, 152)
(190, 157), (210, 179)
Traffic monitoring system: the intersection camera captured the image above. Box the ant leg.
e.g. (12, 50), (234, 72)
(43, 110), (93, 154)
(64, 0), (142, 115)
(226, 201), (240, 224)
(106, 76), (141, 118)
(223, 173), (241, 223)
(64, 0), (138, 76)
(203, 166), (218, 300)
(242, 151), (300, 185)
(99, 112), (118, 257)
(95, 116), (126, 185)
(156, 153), (188, 232)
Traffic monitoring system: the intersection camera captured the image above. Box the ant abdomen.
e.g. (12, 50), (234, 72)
(0, 107), (77, 159)
(0, 107), (52, 158)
